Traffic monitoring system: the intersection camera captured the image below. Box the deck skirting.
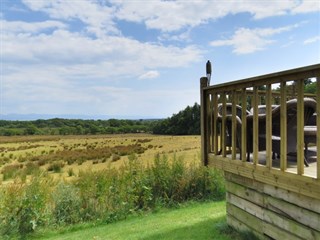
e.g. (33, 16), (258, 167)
(224, 171), (320, 239)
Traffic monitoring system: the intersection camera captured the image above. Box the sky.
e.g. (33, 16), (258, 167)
(1, 0), (320, 120)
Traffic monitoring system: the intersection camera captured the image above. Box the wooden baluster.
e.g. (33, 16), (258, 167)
(280, 81), (287, 171)
(253, 86), (259, 165)
(213, 93), (218, 155)
(266, 84), (272, 169)
(241, 88), (247, 162)
(221, 93), (227, 157)
(297, 79), (304, 175)
(232, 90), (237, 160)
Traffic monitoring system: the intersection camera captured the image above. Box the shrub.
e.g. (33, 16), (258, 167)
(24, 162), (40, 176)
(47, 162), (64, 173)
(0, 175), (51, 238)
(0, 153), (226, 237)
(52, 183), (81, 225)
(1, 164), (23, 181)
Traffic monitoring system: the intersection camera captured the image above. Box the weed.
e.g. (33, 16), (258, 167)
(47, 162), (64, 173)
(67, 168), (74, 177)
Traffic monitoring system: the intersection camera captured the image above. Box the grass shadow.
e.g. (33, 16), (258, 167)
(139, 216), (250, 240)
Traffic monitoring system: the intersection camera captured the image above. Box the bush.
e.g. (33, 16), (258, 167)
(0, 175), (51, 238)
(47, 162), (64, 173)
(52, 183), (82, 225)
(1, 164), (24, 181)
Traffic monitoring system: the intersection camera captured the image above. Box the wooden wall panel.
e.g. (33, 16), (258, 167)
(225, 172), (320, 240)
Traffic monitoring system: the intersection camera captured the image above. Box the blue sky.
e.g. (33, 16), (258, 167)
(1, 0), (320, 119)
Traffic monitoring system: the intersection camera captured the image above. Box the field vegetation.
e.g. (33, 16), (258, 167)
(0, 134), (227, 239)
(0, 134), (200, 182)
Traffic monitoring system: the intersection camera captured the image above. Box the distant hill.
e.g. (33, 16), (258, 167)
(0, 113), (159, 121)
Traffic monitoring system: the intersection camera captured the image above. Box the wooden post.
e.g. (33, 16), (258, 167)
(200, 77), (209, 166)
(317, 75), (320, 179)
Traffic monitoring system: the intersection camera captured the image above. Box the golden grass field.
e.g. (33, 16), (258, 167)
(0, 134), (201, 183)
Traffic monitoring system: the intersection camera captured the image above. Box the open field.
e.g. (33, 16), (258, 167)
(0, 134), (201, 183)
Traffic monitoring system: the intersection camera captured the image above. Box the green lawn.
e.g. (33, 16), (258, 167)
(33, 201), (243, 240)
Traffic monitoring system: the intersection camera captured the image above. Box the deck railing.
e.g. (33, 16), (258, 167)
(200, 64), (320, 179)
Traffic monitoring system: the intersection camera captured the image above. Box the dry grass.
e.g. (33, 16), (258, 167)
(0, 134), (200, 182)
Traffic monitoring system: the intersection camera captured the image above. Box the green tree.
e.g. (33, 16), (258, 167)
(153, 103), (200, 135)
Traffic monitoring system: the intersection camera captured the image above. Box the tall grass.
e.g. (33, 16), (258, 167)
(0, 154), (225, 239)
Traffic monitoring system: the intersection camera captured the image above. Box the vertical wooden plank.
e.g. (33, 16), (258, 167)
(280, 82), (287, 171)
(209, 94), (213, 153)
(317, 75), (320, 179)
(212, 94), (219, 155)
(296, 79), (304, 175)
(221, 93), (227, 157)
(232, 91), (237, 160)
(253, 86), (259, 165)
(200, 77), (209, 166)
(241, 88), (247, 162)
(266, 84), (272, 168)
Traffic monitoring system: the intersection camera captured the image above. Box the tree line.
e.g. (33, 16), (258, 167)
(0, 103), (201, 136)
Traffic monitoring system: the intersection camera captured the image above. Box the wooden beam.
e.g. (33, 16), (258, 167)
(204, 64), (320, 93)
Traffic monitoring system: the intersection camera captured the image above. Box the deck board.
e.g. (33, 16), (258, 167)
(223, 146), (317, 178)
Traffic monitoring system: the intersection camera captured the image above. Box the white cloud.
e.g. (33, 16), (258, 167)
(3, 0), (319, 117)
(139, 71), (160, 80)
(2, 22), (203, 115)
(304, 36), (320, 44)
(210, 24), (301, 54)
(22, 0), (119, 36)
(16, 0), (319, 36)
(292, 0), (320, 14)
(3, 26), (202, 73)
(2, 20), (66, 33)
(112, 0), (318, 32)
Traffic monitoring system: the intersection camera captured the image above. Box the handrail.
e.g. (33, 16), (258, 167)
(200, 63), (320, 179)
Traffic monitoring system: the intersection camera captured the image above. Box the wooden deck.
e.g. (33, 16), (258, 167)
(221, 146), (318, 178)
(200, 63), (320, 239)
